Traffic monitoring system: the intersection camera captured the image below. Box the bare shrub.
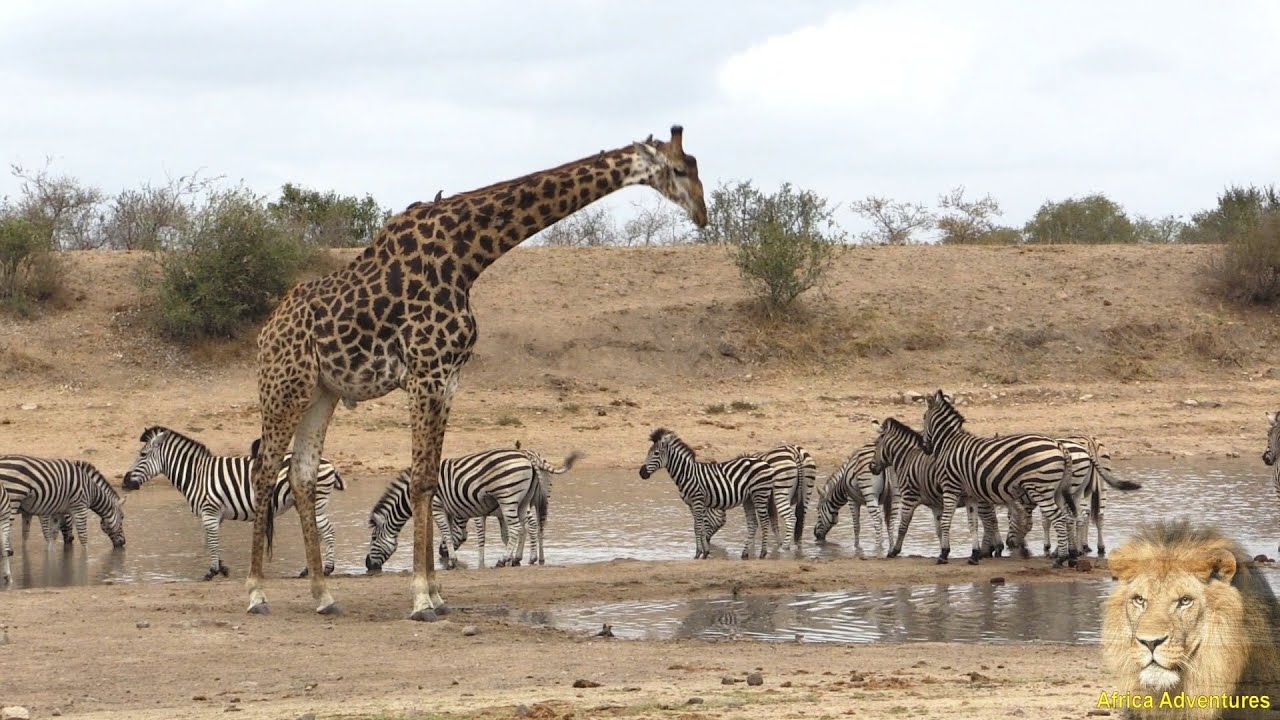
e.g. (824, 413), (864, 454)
(850, 196), (933, 245)
(101, 173), (214, 251)
(936, 187), (1003, 245)
(1203, 210), (1280, 305)
(9, 161), (104, 250)
(538, 206), (620, 247)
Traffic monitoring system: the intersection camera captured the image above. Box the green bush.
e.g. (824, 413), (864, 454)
(1204, 210), (1280, 305)
(268, 183), (390, 247)
(702, 181), (843, 312)
(153, 188), (311, 341)
(0, 213), (64, 316)
(1181, 185), (1280, 244)
(1023, 193), (1135, 244)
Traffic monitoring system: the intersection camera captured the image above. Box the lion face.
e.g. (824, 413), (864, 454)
(1103, 536), (1247, 694)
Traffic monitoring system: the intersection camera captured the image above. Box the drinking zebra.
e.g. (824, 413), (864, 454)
(1008, 435), (1139, 557)
(365, 447), (577, 572)
(639, 428), (776, 560)
(435, 474), (551, 568)
(918, 390), (1077, 566)
(121, 426), (345, 580)
(0, 455), (126, 550)
(1263, 411), (1280, 552)
(813, 443), (896, 554)
(747, 445), (816, 552)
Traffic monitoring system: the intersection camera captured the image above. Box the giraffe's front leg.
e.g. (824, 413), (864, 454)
(408, 381), (453, 621)
(246, 400), (302, 615)
(289, 392), (341, 614)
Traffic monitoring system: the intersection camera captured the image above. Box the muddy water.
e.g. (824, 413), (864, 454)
(4, 456), (1278, 590)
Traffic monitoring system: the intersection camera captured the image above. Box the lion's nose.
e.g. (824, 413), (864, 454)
(1137, 634), (1168, 652)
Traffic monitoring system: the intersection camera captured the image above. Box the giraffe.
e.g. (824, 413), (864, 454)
(246, 126), (707, 619)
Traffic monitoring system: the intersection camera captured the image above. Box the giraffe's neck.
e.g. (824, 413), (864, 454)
(432, 145), (647, 286)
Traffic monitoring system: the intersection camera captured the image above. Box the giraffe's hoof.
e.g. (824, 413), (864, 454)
(433, 603), (451, 616)
(247, 602), (271, 615)
(409, 608), (439, 622)
(298, 567), (309, 578)
(317, 602), (341, 616)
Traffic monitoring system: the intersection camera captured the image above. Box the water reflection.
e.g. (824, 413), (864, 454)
(5, 456), (1280, 589)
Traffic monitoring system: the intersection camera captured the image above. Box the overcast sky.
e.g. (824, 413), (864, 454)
(2, 1), (1278, 238)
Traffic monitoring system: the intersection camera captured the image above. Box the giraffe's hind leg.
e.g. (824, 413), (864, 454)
(245, 390), (307, 615)
(291, 391), (341, 614)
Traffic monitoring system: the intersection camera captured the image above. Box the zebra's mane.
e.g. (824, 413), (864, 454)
(368, 471), (412, 523)
(75, 460), (120, 499)
(884, 417), (925, 447)
(649, 427), (696, 456)
(143, 426), (218, 459)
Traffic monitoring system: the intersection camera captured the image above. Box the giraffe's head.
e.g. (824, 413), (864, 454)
(632, 126), (708, 228)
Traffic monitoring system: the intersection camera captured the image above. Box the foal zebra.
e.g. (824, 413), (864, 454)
(748, 445), (816, 552)
(813, 444), (896, 554)
(639, 428), (776, 560)
(122, 426), (345, 580)
(0, 455), (126, 549)
(365, 447), (576, 572)
(919, 390), (1077, 566)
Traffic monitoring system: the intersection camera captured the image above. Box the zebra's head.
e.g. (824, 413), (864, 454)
(82, 462), (126, 548)
(365, 507), (399, 574)
(871, 418), (923, 474)
(639, 428), (676, 479)
(812, 474), (843, 542)
(920, 390), (959, 455)
(123, 426), (169, 490)
(1264, 412), (1280, 466)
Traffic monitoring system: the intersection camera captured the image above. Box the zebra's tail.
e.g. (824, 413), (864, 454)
(533, 450), (581, 475)
(330, 466), (347, 492)
(790, 447), (812, 545)
(264, 490), (276, 559)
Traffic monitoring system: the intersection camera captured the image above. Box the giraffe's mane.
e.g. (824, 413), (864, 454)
(421, 144), (636, 209)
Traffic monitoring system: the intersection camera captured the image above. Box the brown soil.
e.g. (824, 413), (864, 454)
(1, 244), (1276, 718)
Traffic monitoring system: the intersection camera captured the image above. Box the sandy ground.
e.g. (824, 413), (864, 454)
(2, 245), (1279, 718)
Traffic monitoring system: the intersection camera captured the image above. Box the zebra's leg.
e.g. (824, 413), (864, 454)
(20, 511), (31, 547)
(975, 504), (1000, 562)
(741, 502), (757, 560)
(73, 507), (90, 547)
(939, 493), (958, 565)
(774, 485), (794, 552)
(751, 491), (772, 559)
(867, 499), (886, 549)
(851, 501), (864, 556)
(888, 495), (919, 558)
(0, 504), (9, 582)
(1092, 489), (1106, 557)
(496, 501), (526, 568)
(1041, 509), (1052, 556)
(691, 503), (708, 559)
(201, 512), (227, 580)
(433, 508), (457, 570)
(317, 497), (336, 576)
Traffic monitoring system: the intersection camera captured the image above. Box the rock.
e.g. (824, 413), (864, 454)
(904, 390), (923, 403)
(1078, 394), (1094, 401)
(1254, 555), (1273, 564)
(780, 680), (792, 688)
(1183, 399), (1199, 406)
(967, 671), (991, 683)
(594, 624), (614, 637)
(572, 679), (601, 688)
(746, 672), (764, 686)
(297, 715), (316, 720)
(461, 625), (478, 636)
(1102, 299), (1112, 306)
(514, 704), (531, 717)
(18, 404), (37, 411)
(1, 707), (30, 720)
(192, 696), (208, 702)
(1008, 709), (1025, 717)
(686, 697), (704, 705)
(1087, 710), (1111, 717)
(51, 711), (62, 718)
(989, 577), (1006, 585)
(721, 676), (738, 685)
(136, 621), (151, 629)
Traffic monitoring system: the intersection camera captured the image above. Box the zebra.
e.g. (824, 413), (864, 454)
(1007, 435), (1139, 557)
(365, 447), (577, 572)
(746, 445), (816, 552)
(918, 390), (1077, 566)
(1263, 411), (1280, 553)
(869, 417), (974, 560)
(121, 426), (345, 580)
(638, 428), (776, 560)
(437, 473), (551, 568)
(812, 443), (896, 554)
(0, 455), (126, 550)
(0, 481), (10, 581)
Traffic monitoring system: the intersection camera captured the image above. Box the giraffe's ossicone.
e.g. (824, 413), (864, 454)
(244, 126), (707, 619)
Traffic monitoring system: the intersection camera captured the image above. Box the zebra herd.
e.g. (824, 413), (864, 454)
(12, 389), (1280, 584)
(643, 390), (1142, 567)
(0, 424), (574, 582)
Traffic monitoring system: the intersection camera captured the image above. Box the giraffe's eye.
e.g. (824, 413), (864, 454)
(673, 167), (688, 177)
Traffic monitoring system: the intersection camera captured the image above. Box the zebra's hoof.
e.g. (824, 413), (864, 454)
(298, 567), (309, 578)
(967, 558), (980, 566)
(220, 566), (230, 578)
(936, 557), (949, 565)
(203, 570), (219, 581)
(1097, 547), (1107, 557)
(316, 602), (341, 616)
(1082, 544), (1093, 554)
(409, 608), (439, 622)
(4, 548), (10, 557)
(324, 565), (334, 576)
(1019, 547), (1031, 559)
(247, 602), (271, 615)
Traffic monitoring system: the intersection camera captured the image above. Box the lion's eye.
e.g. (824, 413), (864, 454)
(1176, 595), (1193, 608)
(1131, 595), (1147, 609)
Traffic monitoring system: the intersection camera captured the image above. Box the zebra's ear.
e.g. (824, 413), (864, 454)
(249, 438), (262, 459)
(1268, 411), (1278, 426)
(870, 419), (883, 433)
(139, 426), (158, 443)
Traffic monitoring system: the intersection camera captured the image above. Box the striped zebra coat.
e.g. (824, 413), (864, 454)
(639, 428), (776, 560)
(813, 444), (896, 553)
(0, 455), (126, 550)
(869, 418), (962, 559)
(122, 426), (345, 580)
(1007, 435), (1139, 557)
(0, 481), (10, 581)
(920, 390), (1078, 566)
(746, 445), (817, 552)
(1264, 412), (1280, 553)
(365, 448), (576, 572)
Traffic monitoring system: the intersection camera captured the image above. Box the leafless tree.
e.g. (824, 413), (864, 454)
(10, 160), (104, 249)
(850, 195), (933, 245)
